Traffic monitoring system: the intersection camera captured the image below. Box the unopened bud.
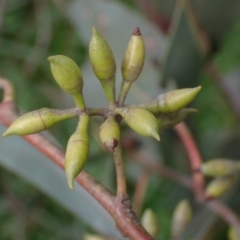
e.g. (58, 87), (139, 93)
(84, 234), (105, 240)
(157, 108), (197, 128)
(99, 116), (120, 152)
(65, 114), (90, 190)
(141, 209), (159, 238)
(115, 107), (160, 141)
(48, 55), (85, 109)
(89, 27), (116, 106)
(3, 108), (76, 137)
(147, 87), (202, 114)
(121, 27), (145, 83)
(205, 177), (233, 198)
(172, 199), (192, 239)
(201, 159), (238, 177)
(118, 27), (145, 105)
(228, 226), (238, 240)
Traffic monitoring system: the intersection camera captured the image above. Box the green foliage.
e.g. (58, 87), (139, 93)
(215, 20), (240, 72)
(1, 0), (240, 239)
(0, 168), (87, 240)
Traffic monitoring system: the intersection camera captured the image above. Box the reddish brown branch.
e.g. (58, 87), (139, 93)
(0, 78), (152, 240)
(113, 144), (128, 197)
(174, 122), (205, 202)
(207, 199), (240, 237)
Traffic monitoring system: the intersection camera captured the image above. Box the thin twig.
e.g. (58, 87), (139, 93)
(0, 78), (153, 239)
(174, 122), (240, 238)
(207, 199), (240, 237)
(113, 144), (127, 197)
(174, 122), (205, 202)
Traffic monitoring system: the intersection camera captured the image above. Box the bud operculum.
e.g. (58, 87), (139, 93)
(148, 86), (202, 114)
(65, 113), (90, 190)
(121, 27), (145, 83)
(89, 27), (116, 107)
(48, 55), (85, 109)
(118, 27), (145, 105)
(3, 108), (77, 137)
(99, 116), (120, 152)
(115, 107), (160, 141)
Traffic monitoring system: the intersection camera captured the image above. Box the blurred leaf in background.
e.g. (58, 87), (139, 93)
(1, 0), (240, 239)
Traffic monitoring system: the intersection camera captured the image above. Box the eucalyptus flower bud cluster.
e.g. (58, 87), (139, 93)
(3, 26), (203, 191)
(201, 159), (240, 199)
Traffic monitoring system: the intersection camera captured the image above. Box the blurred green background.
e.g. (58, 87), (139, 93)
(1, 0), (240, 239)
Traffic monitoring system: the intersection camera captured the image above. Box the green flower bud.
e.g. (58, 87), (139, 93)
(3, 108), (77, 137)
(121, 27), (145, 83)
(89, 27), (116, 107)
(84, 234), (105, 240)
(201, 159), (238, 177)
(141, 209), (159, 238)
(147, 86), (202, 114)
(157, 108), (197, 128)
(65, 114), (90, 190)
(172, 199), (192, 239)
(48, 55), (85, 109)
(205, 177), (233, 198)
(118, 27), (145, 105)
(99, 116), (120, 152)
(115, 107), (160, 141)
(228, 226), (238, 240)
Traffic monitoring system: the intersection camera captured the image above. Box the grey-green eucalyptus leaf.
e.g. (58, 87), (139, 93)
(0, 124), (121, 238)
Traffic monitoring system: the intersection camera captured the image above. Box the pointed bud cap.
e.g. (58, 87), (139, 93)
(141, 209), (159, 238)
(115, 107), (160, 141)
(172, 199), (192, 238)
(205, 177), (233, 198)
(3, 108), (77, 137)
(121, 27), (145, 83)
(65, 114), (90, 190)
(99, 116), (120, 152)
(48, 55), (84, 97)
(148, 86), (202, 114)
(201, 159), (238, 177)
(89, 27), (116, 82)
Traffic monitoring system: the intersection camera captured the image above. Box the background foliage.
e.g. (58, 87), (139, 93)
(1, 0), (240, 239)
